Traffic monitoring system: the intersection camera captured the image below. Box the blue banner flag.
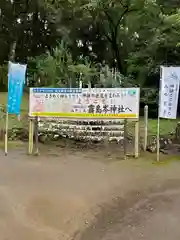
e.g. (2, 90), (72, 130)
(7, 62), (27, 115)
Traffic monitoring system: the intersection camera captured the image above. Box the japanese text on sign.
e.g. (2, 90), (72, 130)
(29, 88), (140, 119)
(7, 62), (27, 115)
(159, 67), (180, 119)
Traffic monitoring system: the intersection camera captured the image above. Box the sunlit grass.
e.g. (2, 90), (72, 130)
(0, 92), (29, 129)
(139, 118), (179, 136)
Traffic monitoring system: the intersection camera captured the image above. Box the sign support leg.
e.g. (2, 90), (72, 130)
(28, 119), (34, 155)
(34, 116), (39, 156)
(123, 119), (127, 159)
(134, 121), (139, 158)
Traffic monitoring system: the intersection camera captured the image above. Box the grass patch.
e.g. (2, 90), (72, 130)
(0, 92), (29, 112)
(0, 140), (26, 149)
(0, 92), (29, 129)
(139, 118), (179, 136)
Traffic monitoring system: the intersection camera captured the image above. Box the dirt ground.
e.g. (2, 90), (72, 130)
(0, 143), (180, 240)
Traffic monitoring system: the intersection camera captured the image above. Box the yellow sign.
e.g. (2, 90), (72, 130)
(30, 112), (137, 118)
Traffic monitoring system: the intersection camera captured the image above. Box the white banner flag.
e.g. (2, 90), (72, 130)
(159, 66), (180, 119)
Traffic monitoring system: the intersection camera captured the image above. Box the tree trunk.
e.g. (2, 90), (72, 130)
(9, 41), (17, 62)
(111, 39), (126, 75)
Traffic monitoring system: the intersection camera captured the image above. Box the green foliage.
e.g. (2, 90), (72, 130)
(28, 41), (97, 87)
(1, 0), (180, 114)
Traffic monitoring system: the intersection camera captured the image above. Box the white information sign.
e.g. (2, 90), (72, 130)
(159, 67), (180, 119)
(29, 88), (140, 119)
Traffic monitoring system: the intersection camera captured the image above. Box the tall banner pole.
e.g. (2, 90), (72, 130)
(157, 113), (160, 161)
(5, 62), (27, 155)
(4, 112), (9, 156)
(157, 66), (162, 161)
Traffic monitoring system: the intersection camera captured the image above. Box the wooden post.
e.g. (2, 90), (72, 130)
(28, 119), (32, 155)
(28, 119), (34, 155)
(144, 105), (148, 151)
(34, 116), (39, 155)
(123, 119), (127, 159)
(134, 121), (139, 158)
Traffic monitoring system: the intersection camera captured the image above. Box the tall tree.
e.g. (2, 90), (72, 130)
(82, 0), (145, 74)
(0, 0), (63, 64)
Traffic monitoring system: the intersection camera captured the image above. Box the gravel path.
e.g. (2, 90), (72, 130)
(0, 145), (180, 240)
